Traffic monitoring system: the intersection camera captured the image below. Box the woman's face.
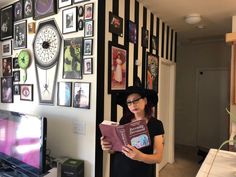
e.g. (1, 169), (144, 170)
(126, 93), (147, 115)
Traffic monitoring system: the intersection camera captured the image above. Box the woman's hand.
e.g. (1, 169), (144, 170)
(122, 144), (144, 162)
(100, 136), (113, 152)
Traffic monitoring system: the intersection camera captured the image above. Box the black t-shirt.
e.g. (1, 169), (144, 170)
(112, 117), (164, 177)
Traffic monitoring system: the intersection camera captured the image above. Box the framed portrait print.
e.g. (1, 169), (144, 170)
(142, 27), (149, 48)
(13, 57), (20, 69)
(84, 3), (93, 20)
(2, 40), (12, 57)
(14, 0), (23, 21)
(20, 84), (33, 101)
(58, 0), (72, 9)
(57, 82), (72, 107)
(14, 20), (27, 49)
(34, 0), (57, 20)
(1, 77), (13, 103)
(13, 71), (20, 82)
(28, 22), (36, 34)
(84, 20), (93, 37)
(2, 57), (12, 77)
(62, 7), (78, 34)
(63, 37), (83, 79)
(13, 84), (20, 95)
(83, 58), (92, 74)
(108, 41), (128, 93)
(145, 53), (159, 92)
(151, 35), (158, 51)
(73, 82), (90, 109)
(84, 38), (93, 56)
(129, 21), (137, 44)
(23, 0), (34, 18)
(109, 12), (123, 37)
(78, 19), (83, 30)
(1, 5), (14, 40)
(78, 6), (84, 17)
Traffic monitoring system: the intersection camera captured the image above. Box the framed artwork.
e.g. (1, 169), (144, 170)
(20, 84), (33, 101)
(109, 12), (123, 37)
(23, 0), (34, 18)
(74, 0), (88, 4)
(129, 21), (137, 44)
(13, 57), (20, 69)
(151, 35), (158, 50)
(78, 6), (84, 17)
(108, 41), (128, 93)
(13, 84), (20, 95)
(84, 38), (93, 56)
(2, 57), (12, 77)
(14, 20), (27, 49)
(28, 22), (36, 34)
(14, 0), (23, 21)
(84, 3), (93, 20)
(145, 53), (159, 92)
(78, 19), (83, 30)
(73, 82), (90, 109)
(1, 5), (14, 40)
(62, 7), (78, 34)
(1, 77), (13, 103)
(142, 27), (149, 48)
(34, 0), (57, 20)
(63, 37), (83, 79)
(2, 40), (12, 57)
(57, 82), (72, 107)
(83, 58), (92, 74)
(58, 0), (72, 9)
(13, 71), (20, 82)
(84, 20), (93, 37)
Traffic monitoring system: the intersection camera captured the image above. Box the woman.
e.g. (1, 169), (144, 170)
(101, 86), (164, 177)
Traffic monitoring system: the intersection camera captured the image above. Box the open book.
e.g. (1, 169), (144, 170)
(99, 119), (151, 152)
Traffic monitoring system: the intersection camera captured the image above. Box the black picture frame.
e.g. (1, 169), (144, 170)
(13, 70), (20, 82)
(129, 20), (137, 44)
(62, 6), (78, 34)
(14, 0), (23, 21)
(108, 41), (128, 93)
(84, 3), (93, 20)
(151, 35), (158, 51)
(2, 57), (12, 77)
(78, 19), (83, 30)
(14, 20), (27, 49)
(1, 5), (14, 41)
(23, 0), (34, 18)
(1, 77), (13, 103)
(58, 0), (72, 9)
(2, 40), (12, 57)
(20, 84), (33, 101)
(109, 12), (123, 37)
(73, 0), (88, 4)
(13, 57), (20, 69)
(73, 82), (90, 109)
(34, 0), (57, 20)
(84, 20), (93, 37)
(83, 58), (92, 74)
(142, 27), (149, 48)
(84, 38), (93, 56)
(78, 6), (84, 17)
(63, 37), (83, 79)
(57, 82), (72, 107)
(13, 84), (20, 95)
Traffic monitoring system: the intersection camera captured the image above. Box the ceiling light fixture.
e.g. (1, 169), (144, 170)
(185, 13), (201, 25)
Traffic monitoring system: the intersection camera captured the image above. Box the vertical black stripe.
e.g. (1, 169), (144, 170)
(142, 7), (147, 88)
(95, 1), (105, 177)
(170, 29), (173, 61)
(156, 17), (159, 56)
(175, 32), (177, 62)
(161, 22), (165, 58)
(166, 25), (169, 60)
(133, 0), (139, 85)
(150, 13), (154, 52)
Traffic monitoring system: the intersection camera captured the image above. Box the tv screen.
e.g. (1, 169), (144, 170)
(0, 109), (47, 176)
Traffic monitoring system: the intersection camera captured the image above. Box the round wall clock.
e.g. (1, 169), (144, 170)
(18, 49), (31, 82)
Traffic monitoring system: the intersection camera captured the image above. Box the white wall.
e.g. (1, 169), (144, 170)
(0, 1), (98, 177)
(175, 40), (231, 146)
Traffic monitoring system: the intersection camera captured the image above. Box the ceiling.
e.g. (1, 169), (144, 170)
(1, 0), (236, 43)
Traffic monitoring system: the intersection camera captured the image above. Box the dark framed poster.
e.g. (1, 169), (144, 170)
(57, 82), (72, 107)
(24, 0), (34, 18)
(1, 77), (13, 103)
(14, 20), (27, 49)
(1, 5), (14, 40)
(34, 0), (57, 20)
(73, 82), (90, 109)
(14, 0), (23, 21)
(109, 11), (123, 37)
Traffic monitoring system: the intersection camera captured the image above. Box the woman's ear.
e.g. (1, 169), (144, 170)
(144, 97), (148, 105)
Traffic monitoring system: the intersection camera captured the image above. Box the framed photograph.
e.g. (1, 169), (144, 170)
(23, 0), (34, 18)
(78, 19), (83, 30)
(73, 82), (90, 109)
(84, 3), (93, 20)
(108, 41), (128, 93)
(34, 0), (57, 20)
(13, 57), (20, 69)
(2, 40), (12, 57)
(145, 53), (159, 92)
(1, 5), (14, 40)
(58, 0), (72, 9)
(151, 35), (158, 50)
(142, 27), (149, 48)
(84, 38), (93, 56)
(13, 71), (20, 82)
(20, 84), (33, 101)
(129, 21), (137, 44)
(57, 82), (72, 107)
(78, 6), (84, 17)
(109, 12), (123, 37)
(62, 7), (78, 34)
(84, 20), (93, 37)
(13, 84), (20, 95)
(14, 0), (23, 21)
(63, 37), (83, 79)
(83, 58), (92, 74)
(2, 57), (12, 77)
(73, 0), (87, 4)
(1, 77), (13, 103)
(14, 20), (27, 49)
(28, 22), (36, 34)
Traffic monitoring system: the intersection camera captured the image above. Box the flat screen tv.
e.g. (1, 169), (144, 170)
(0, 109), (47, 176)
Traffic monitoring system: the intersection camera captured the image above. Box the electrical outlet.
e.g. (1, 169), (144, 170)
(73, 120), (86, 135)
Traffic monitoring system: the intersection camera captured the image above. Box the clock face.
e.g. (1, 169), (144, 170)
(33, 20), (62, 69)
(18, 50), (30, 69)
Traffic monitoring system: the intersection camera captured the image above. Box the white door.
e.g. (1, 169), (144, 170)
(197, 68), (229, 150)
